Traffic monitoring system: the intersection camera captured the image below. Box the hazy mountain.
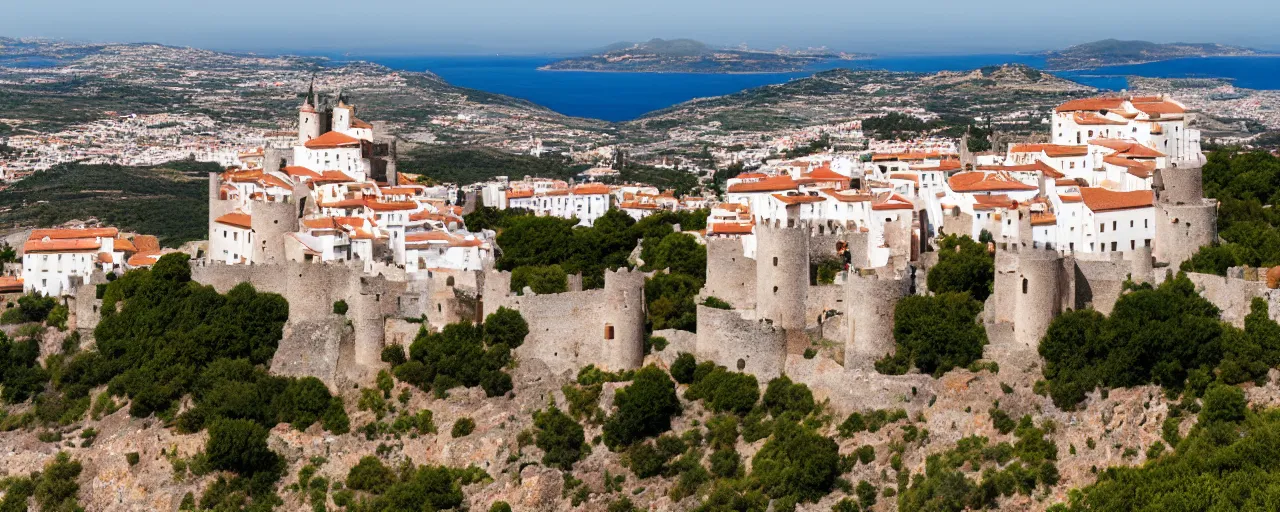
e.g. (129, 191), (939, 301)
(1042, 39), (1269, 70)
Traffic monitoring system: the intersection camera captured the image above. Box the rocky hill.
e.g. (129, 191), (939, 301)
(1042, 39), (1269, 70)
(628, 64), (1094, 134)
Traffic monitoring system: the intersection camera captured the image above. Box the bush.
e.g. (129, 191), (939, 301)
(533, 407), (586, 470)
(626, 441), (667, 478)
(603, 365), (682, 449)
(480, 371), (513, 397)
(1038, 274), (1251, 409)
(380, 344), (407, 366)
(750, 420), (841, 503)
(762, 375), (815, 418)
(407, 320), (512, 396)
(205, 418), (280, 476)
(706, 414), (740, 449)
(1201, 384), (1246, 424)
(489, 501), (513, 512)
(510, 265), (569, 294)
(126, 452), (140, 466)
(670, 353), (697, 384)
(333, 300), (348, 315)
(645, 272), (702, 332)
(926, 235), (994, 301)
(684, 365), (759, 416)
(483, 307), (529, 348)
(876, 293), (987, 376)
(346, 456), (395, 494)
(33, 452), (82, 511)
(452, 417), (476, 438)
(710, 448), (740, 478)
(702, 296), (732, 310)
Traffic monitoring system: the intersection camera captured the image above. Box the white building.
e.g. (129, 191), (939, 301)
(21, 227), (123, 297)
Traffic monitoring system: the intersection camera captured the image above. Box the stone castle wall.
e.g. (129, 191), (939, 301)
(482, 269), (646, 375)
(703, 237), (757, 310)
(695, 305), (787, 380)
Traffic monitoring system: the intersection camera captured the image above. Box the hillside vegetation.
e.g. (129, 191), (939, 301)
(0, 160), (215, 246)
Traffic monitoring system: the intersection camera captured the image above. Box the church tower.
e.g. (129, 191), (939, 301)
(298, 80), (321, 144)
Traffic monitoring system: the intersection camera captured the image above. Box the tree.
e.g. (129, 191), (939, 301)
(670, 353), (697, 384)
(205, 418), (279, 476)
(761, 375), (815, 418)
(33, 452), (82, 512)
(645, 232), (707, 280)
(685, 366), (759, 416)
(483, 307), (529, 348)
(750, 420), (841, 503)
(533, 406), (587, 470)
(927, 235), (994, 301)
(645, 272), (702, 332)
(510, 265), (568, 294)
(877, 293), (987, 376)
(603, 365), (682, 449)
(346, 456), (395, 494)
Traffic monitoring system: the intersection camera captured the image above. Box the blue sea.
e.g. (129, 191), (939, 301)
(348, 54), (1280, 121)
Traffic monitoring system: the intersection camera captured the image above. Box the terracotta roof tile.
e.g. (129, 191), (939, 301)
(1079, 188), (1153, 212)
(214, 211), (252, 229)
(1055, 97), (1126, 112)
(303, 131), (361, 149)
(726, 175), (797, 193)
(30, 227), (118, 240)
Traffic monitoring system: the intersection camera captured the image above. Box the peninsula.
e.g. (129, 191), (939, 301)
(1042, 38), (1271, 70)
(540, 38), (871, 73)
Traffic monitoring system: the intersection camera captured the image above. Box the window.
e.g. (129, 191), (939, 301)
(1100, 223), (1105, 233)
(773, 257), (778, 267)
(604, 324), (614, 340)
(1111, 242), (1118, 251)
(1111, 221), (1117, 231)
(1130, 220), (1134, 228)
(1144, 219), (1149, 228)
(1022, 278), (1028, 294)
(1131, 240), (1136, 250)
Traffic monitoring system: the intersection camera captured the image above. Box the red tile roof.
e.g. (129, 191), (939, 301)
(30, 227), (118, 240)
(214, 211), (253, 229)
(1055, 97), (1126, 112)
(1073, 111), (1127, 125)
(282, 166), (322, 179)
(1079, 188), (1153, 212)
(707, 222), (754, 235)
(303, 131), (361, 149)
(948, 172), (1038, 193)
(24, 239), (102, 253)
(1010, 144), (1089, 158)
(726, 175), (797, 193)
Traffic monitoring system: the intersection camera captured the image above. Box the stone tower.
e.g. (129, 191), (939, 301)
(844, 270), (911, 371)
(298, 83), (321, 144)
(250, 201), (300, 264)
(993, 247), (1063, 349)
(602, 268), (646, 371)
(1152, 166), (1217, 271)
(754, 221), (810, 330)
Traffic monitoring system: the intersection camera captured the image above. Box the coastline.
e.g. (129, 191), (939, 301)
(1046, 53), (1280, 72)
(535, 66), (814, 75)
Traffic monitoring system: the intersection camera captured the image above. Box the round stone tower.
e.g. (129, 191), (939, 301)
(602, 267), (646, 371)
(844, 270), (910, 371)
(754, 221), (810, 331)
(1155, 201), (1217, 272)
(1008, 249), (1062, 350)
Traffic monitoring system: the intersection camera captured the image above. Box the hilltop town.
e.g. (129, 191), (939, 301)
(7, 51), (1280, 512)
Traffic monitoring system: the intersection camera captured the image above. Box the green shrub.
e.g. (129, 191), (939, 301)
(926, 235), (994, 301)
(702, 296), (732, 310)
(333, 300), (348, 315)
(380, 344), (407, 366)
(510, 265), (569, 294)
(706, 414), (740, 449)
(684, 365), (759, 416)
(670, 353), (697, 384)
(452, 417), (476, 438)
(750, 421), (840, 504)
(762, 375), (815, 418)
(533, 407), (586, 470)
(626, 441), (667, 478)
(603, 365), (681, 449)
(710, 448), (741, 478)
(126, 452), (140, 466)
(876, 293), (987, 376)
(205, 418), (280, 477)
(483, 307), (529, 348)
(489, 501), (513, 512)
(346, 456), (395, 494)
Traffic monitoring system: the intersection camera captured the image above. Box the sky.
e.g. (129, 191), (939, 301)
(5, 0), (1280, 55)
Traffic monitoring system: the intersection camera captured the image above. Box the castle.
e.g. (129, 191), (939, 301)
(49, 91), (1280, 414)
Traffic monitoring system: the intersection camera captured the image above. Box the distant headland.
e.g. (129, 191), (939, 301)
(539, 38), (873, 74)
